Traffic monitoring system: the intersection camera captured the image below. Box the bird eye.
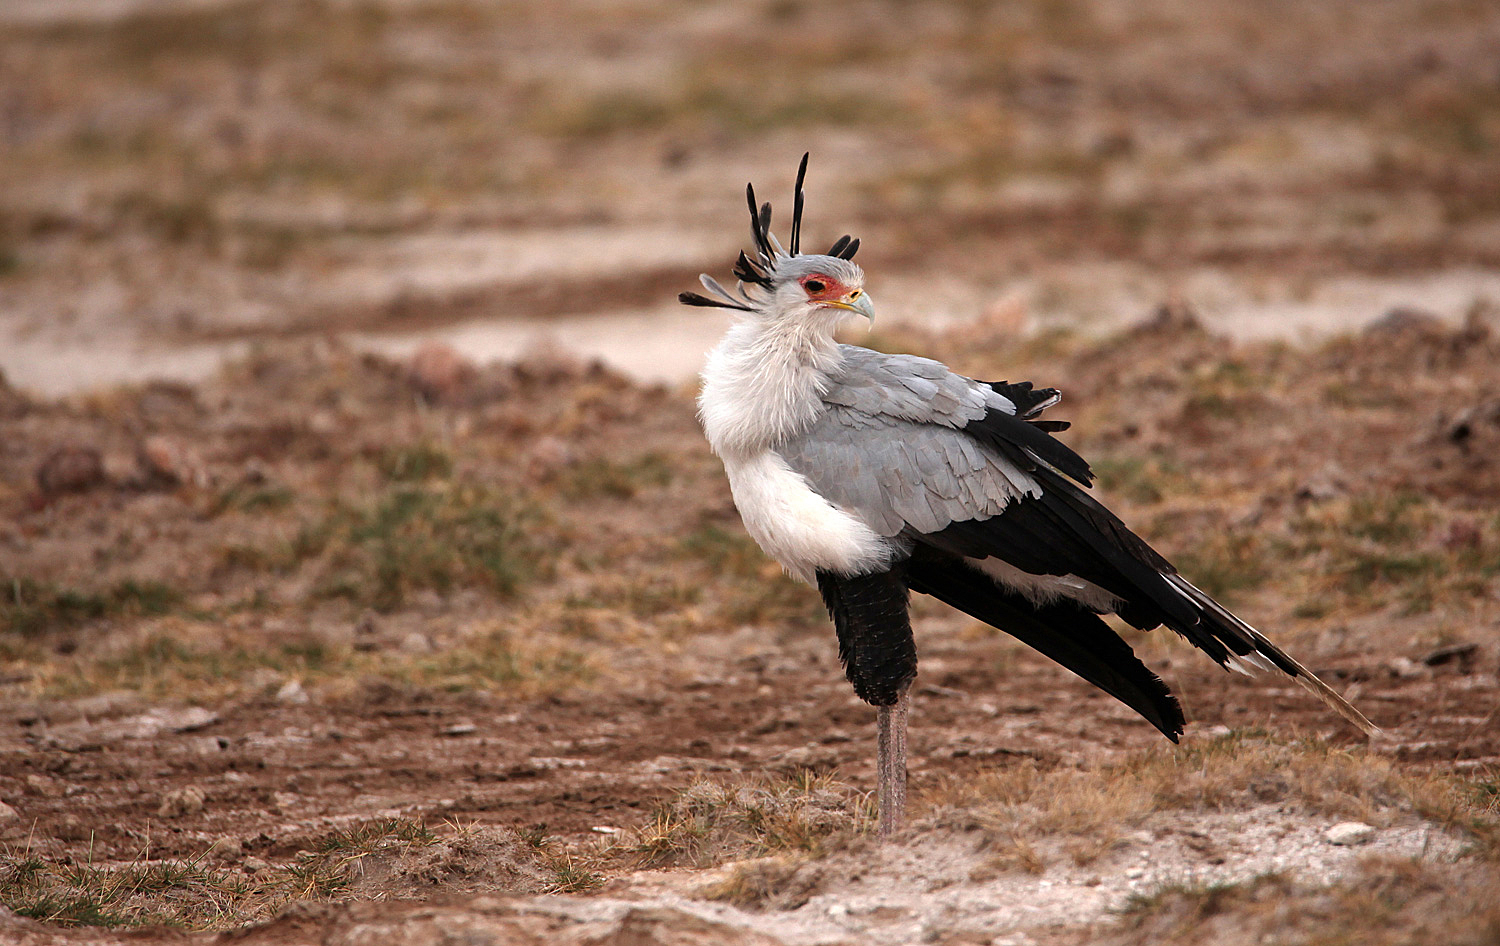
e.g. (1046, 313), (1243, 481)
(805, 279), (826, 293)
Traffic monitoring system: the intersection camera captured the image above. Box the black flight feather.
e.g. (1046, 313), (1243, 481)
(905, 549), (1184, 741)
(964, 406), (1094, 487)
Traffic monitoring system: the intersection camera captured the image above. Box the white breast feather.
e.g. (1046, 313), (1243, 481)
(724, 450), (894, 584)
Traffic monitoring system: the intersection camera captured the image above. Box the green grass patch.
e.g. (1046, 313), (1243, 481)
(676, 523), (825, 628)
(42, 623), (591, 699)
(3, 576), (182, 636)
(221, 484), (540, 612)
(0, 843), (244, 930)
(374, 442), (453, 483)
(557, 453), (673, 500)
(1166, 530), (1271, 605)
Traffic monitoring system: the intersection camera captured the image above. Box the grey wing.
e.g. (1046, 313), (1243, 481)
(780, 405), (1040, 538)
(777, 348), (1039, 538)
(825, 346), (1018, 425)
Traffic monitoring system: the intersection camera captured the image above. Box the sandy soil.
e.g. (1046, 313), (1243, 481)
(2, 315), (1499, 943)
(2, 0), (1499, 943)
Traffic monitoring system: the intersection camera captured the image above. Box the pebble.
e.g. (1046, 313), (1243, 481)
(0, 800), (17, 823)
(158, 786), (206, 818)
(1124, 867), (1145, 879)
(408, 342), (475, 403)
(242, 856), (271, 874)
(442, 721), (478, 737)
(25, 774), (61, 797)
(276, 680), (310, 704)
(165, 706), (220, 732)
(138, 434), (208, 488)
(35, 445), (105, 495)
(1325, 822), (1375, 846)
(400, 631), (435, 654)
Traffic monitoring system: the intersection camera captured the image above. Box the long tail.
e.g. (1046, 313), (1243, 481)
(1164, 574), (1379, 737)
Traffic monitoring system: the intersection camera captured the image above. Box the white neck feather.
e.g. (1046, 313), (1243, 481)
(698, 311), (843, 457)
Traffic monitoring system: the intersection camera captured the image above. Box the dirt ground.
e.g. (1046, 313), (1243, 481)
(2, 0), (1500, 944)
(2, 317), (1499, 944)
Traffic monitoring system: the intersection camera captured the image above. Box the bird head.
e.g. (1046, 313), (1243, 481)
(680, 153), (875, 329)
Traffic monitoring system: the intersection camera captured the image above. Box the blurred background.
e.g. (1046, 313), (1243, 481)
(2, 0), (1498, 394)
(3, 5), (1500, 935)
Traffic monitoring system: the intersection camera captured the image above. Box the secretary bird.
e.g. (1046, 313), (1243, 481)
(683, 155), (1377, 839)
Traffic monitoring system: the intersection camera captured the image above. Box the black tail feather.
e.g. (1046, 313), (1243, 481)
(907, 551), (1185, 741)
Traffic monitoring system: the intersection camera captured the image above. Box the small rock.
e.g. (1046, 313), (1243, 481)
(275, 680), (309, 704)
(273, 791), (299, 812)
(1364, 306), (1445, 337)
(55, 815), (91, 841)
(211, 836), (244, 860)
(1386, 657), (1427, 680)
(158, 786), (206, 818)
(1438, 519), (1483, 552)
(1423, 642), (1479, 670)
(1134, 299), (1202, 334)
(408, 342), (475, 403)
(1439, 400), (1500, 447)
(138, 434), (208, 488)
(399, 631), (434, 654)
(36, 445), (105, 496)
(242, 856), (271, 874)
(1294, 471), (1346, 504)
(0, 800), (18, 823)
(442, 721), (477, 737)
(164, 706), (220, 733)
(1325, 822), (1375, 846)
(1125, 866), (1145, 879)
(25, 775), (61, 797)
(525, 436), (576, 480)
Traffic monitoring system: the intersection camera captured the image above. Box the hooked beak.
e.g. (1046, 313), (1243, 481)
(826, 290), (875, 324)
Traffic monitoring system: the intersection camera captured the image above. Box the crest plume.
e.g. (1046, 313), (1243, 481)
(678, 153), (861, 311)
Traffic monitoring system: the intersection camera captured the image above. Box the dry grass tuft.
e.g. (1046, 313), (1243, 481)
(699, 856), (824, 911)
(625, 771), (873, 869)
(1112, 857), (1500, 946)
(0, 818), (558, 931)
(921, 732), (1500, 875)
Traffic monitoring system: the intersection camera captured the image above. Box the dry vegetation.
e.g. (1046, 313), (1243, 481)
(2, 0), (1500, 943)
(2, 318), (1498, 943)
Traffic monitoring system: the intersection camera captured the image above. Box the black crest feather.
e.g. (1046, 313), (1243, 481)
(790, 152), (809, 256)
(683, 154), (863, 310)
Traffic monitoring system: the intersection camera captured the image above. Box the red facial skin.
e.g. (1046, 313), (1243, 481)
(798, 273), (851, 302)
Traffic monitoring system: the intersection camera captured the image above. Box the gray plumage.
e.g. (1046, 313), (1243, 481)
(779, 346), (1036, 538)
